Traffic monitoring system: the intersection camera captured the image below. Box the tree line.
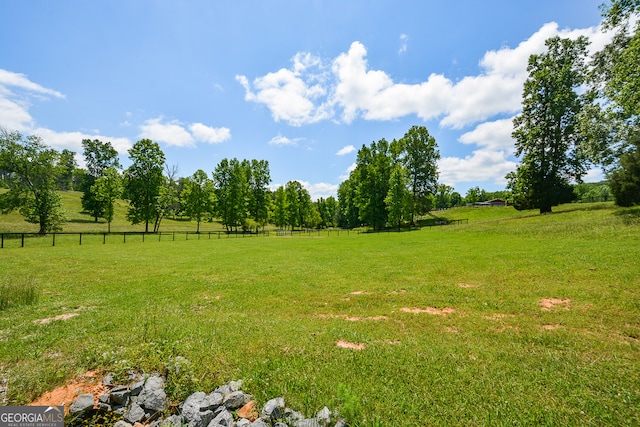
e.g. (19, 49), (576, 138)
(1, 1), (638, 232)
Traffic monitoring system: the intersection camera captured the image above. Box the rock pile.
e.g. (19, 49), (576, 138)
(70, 373), (346, 427)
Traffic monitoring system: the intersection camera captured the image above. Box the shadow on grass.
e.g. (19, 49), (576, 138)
(612, 206), (640, 224)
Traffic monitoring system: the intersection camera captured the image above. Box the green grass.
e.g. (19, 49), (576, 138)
(0, 202), (638, 425)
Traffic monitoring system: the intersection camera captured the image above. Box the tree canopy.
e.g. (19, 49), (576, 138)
(0, 130), (66, 234)
(508, 36), (590, 213)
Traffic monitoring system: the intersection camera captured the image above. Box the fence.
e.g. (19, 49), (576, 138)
(0, 219), (468, 249)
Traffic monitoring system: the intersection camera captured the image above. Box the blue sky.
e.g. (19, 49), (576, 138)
(1, 0), (611, 199)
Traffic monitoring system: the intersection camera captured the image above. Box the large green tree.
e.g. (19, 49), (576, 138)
(508, 36), (590, 213)
(608, 137), (640, 206)
(337, 178), (360, 229)
(213, 158), (248, 232)
(91, 167), (123, 233)
(181, 169), (215, 233)
(384, 164), (411, 230)
(353, 139), (393, 230)
(246, 159), (272, 229)
(0, 130), (66, 234)
(396, 126), (440, 222)
(80, 139), (120, 221)
(124, 139), (166, 232)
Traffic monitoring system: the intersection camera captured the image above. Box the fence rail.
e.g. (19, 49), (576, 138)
(0, 219), (467, 249)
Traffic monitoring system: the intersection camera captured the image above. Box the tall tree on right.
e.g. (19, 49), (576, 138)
(507, 36), (590, 214)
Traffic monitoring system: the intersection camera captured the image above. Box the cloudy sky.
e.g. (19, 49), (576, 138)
(1, 0), (611, 199)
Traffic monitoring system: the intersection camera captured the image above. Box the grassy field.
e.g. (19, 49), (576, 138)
(0, 200), (638, 425)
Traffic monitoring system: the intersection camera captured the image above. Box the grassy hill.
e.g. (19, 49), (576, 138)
(0, 198), (638, 425)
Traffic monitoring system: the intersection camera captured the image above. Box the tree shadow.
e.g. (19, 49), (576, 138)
(612, 206), (640, 224)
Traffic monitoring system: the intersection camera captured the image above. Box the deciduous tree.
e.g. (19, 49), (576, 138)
(91, 167), (122, 233)
(124, 139), (165, 232)
(0, 130), (66, 234)
(182, 169), (215, 233)
(81, 139), (120, 221)
(508, 36), (590, 213)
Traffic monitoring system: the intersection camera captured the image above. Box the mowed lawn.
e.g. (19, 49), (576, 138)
(0, 203), (638, 425)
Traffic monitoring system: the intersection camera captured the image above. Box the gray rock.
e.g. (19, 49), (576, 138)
(159, 415), (183, 427)
(69, 393), (94, 413)
(261, 397), (285, 420)
(214, 384), (232, 395)
(284, 408), (305, 423)
(202, 392), (223, 411)
(228, 380), (242, 391)
(236, 419), (251, 427)
(124, 402), (146, 424)
(222, 390), (250, 410)
(102, 373), (114, 387)
(98, 393), (110, 404)
(295, 420), (321, 427)
(139, 375), (167, 412)
(334, 420), (347, 427)
(160, 415), (185, 427)
(113, 421), (133, 427)
(182, 392), (216, 427)
(97, 402), (111, 412)
(130, 378), (145, 396)
(208, 408), (233, 427)
(274, 423), (288, 427)
(316, 406), (331, 425)
(250, 420), (269, 427)
(110, 387), (130, 406)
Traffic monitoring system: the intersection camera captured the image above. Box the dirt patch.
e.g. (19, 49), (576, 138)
(29, 370), (105, 415)
(319, 314), (387, 322)
(237, 400), (259, 421)
(350, 291), (373, 295)
(33, 313), (79, 325)
(542, 324), (563, 330)
(444, 326), (459, 333)
(336, 340), (365, 350)
(539, 298), (571, 311)
(483, 313), (516, 320)
(457, 283), (478, 288)
(400, 307), (456, 316)
(389, 290), (407, 295)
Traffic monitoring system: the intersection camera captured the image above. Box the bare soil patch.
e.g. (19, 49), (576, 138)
(539, 298), (571, 311)
(444, 326), (459, 333)
(400, 307), (456, 316)
(542, 324), (563, 330)
(29, 370), (104, 415)
(319, 314), (387, 322)
(350, 291), (373, 295)
(33, 313), (79, 325)
(336, 340), (365, 350)
(389, 290), (407, 295)
(483, 313), (516, 320)
(457, 283), (478, 288)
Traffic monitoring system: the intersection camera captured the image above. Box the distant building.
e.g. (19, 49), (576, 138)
(474, 199), (506, 207)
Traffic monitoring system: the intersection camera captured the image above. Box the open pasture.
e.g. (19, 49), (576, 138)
(0, 203), (638, 425)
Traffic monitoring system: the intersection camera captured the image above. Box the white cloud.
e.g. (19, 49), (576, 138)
(238, 22), (612, 129)
(339, 162), (357, 181)
(32, 127), (132, 154)
(336, 145), (355, 156)
(438, 150), (517, 187)
(140, 118), (232, 147)
(0, 69), (65, 99)
(139, 117), (195, 147)
(189, 122), (231, 144)
(0, 68), (131, 156)
(236, 52), (332, 126)
(268, 134), (302, 146)
(398, 34), (409, 54)
(298, 180), (339, 201)
(459, 118), (515, 152)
